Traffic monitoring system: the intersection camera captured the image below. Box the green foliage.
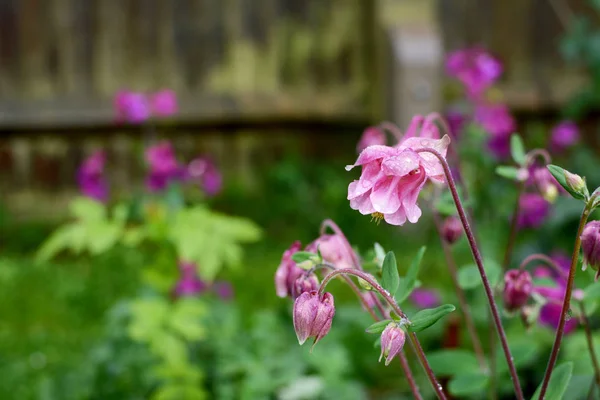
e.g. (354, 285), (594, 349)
(448, 373), (489, 397)
(510, 134), (526, 165)
(426, 350), (481, 376)
(365, 320), (393, 334)
(396, 246), (426, 304)
(381, 251), (399, 297)
(407, 304), (455, 333)
(531, 362), (573, 400)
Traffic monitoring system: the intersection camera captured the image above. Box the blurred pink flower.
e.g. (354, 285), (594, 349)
(446, 47), (503, 99)
(357, 127), (386, 153)
(114, 91), (151, 123)
(550, 121), (579, 153)
(474, 103), (516, 158)
(275, 241), (304, 298)
(346, 131), (450, 225)
(145, 141), (186, 192)
(306, 234), (354, 269)
(517, 193), (551, 229)
(188, 156), (222, 197)
(174, 261), (207, 297)
(151, 89), (179, 117)
(409, 288), (441, 308)
(77, 151), (109, 202)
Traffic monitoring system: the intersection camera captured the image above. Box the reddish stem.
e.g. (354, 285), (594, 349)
(518, 253), (568, 280)
(415, 147), (524, 399)
(539, 204), (592, 398)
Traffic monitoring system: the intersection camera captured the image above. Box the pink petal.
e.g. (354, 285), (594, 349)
(384, 207), (407, 226)
(350, 145), (398, 168)
(370, 176), (402, 214)
(349, 191), (376, 215)
(381, 150), (421, 176)
(348, 162), (385, 199)
(399, 168), (427, 223)
(402, 115), (425, 139)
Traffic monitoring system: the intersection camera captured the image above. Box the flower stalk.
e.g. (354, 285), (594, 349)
(415, 147), (524, 399)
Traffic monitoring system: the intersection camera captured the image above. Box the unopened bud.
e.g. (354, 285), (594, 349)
(581, 221), (600, 280)
(274, 241), (304, 298)
(379, 323), (406, 366)
(565, 171), (587, 196)
(533, 167), (560, 203)
(293, 291), (335, 350)
(441, 216), (463, 245)
(292, 273), (320, 299)
(503, 269), (533, 312)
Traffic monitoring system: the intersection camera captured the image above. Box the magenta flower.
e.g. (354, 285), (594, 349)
(409, 288), (441, 308)
(446, 47), (502, 99)
(581, 221), (600, 279)
(550, 121), (579, 153)
(503, 270), (533, 312)
(346, 126), (450, 226)
(292, 273), (320, 299)
(114, 91), (150, 124)
(533, 253), (582, 334)
(145, 142), (186, 192)
(445, 109), (467, 139)
(306, 234), (354, 269)
(151, 89), (178, 117)
(188, 156), (222, 197)
(77, 151), (109, 202)
(357, 126), (386, 153)
(174, 261), (207, 297)
(379, 323), (406, 366)
(293, 291), (335, 349)
(213, 281), (234, 300)
(474, 103), (516, 158)
(275, 241), (304, 298)
(517, 194), (551, 229)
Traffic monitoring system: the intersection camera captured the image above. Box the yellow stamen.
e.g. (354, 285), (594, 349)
(371, 212), (384, 224)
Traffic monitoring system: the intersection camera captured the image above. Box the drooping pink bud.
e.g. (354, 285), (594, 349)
(306, 234), (354, 269)
(292, 273), (320, 299)
(581, 221), (600, 280)
(293, 291), (335, 349)
(503, 269), (533, 311)
(441, 216), (463, 244)
(379, 323), (406, 366)
(274, 241), (304, 298)
(357, 127), (386, 153)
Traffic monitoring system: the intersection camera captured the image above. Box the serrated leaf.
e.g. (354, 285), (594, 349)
(427, 350), (480, 376)
(381, 251), (400, 296)
(291, 251), (317, 263)
(397, 246), (426, 303)
(449, 373), (489, 396)
(547, 165), (587, 200)
(496, 166), (520, 180)
(407, 304), (455, 332)
(531, 362), (573, 400)
(510, 134), (526, 165)
(365, 319), (393, 334)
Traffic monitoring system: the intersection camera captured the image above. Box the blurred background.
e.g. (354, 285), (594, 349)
(0, 0), (600, 399)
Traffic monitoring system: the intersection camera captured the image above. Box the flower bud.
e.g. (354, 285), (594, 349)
(357, 126), (386, 153)
(275, 241), (304, 298)
(293, 291), (335, 350)
(565, 171), (587, 196)
(532, 167), (561, 202)
(441, 216), (463, 244)
(503, 269), (533, 311)
(306, 234), (354, 269)
(581, 221), (600, 280)
(379, 323), (406, 366)
(292, 273), (320, 299)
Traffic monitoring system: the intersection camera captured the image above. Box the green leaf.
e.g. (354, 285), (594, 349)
(496, 337), (541, 373)
(396, 246), (426, 304)
(531, 362), (573, 400)
(374, 243), (386, 266)
(381, 251), (400, 297)
(407, 304), (455, 332)
(449, 373), (489, 396)
(70, 197), (106, 221)
(458, 260), (501, 290)
(582, 281), (600, 314)
(427, 350), (480, 376)
(496, 166), (520, 181)
(547, 165), (587, 200)
(168, 299), (207, 341)
(365, 320), (393, 334)
(291, 251), (317, 263)
(510, 134), (526, 165)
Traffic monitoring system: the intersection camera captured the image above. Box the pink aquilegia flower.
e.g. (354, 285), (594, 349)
(357, 126), (386, 153)
(581, 221), (600, 280)
(188, 156), (222, 197)
(409, 288), (441, 308)
(517, 194), (551, 229)
(379, 323), (406, 366)
(446, 47), (503, 99)
(441, 216), (463, 245)
(151, 89), (178, 117)
(145, 141), (186, 192)
(305, 234), (354, 269)
(503, 270), (533, 312)
(550, 120), (579, 153)
(293, 291), (335, 350)
(174, 261), (207, 297)
(77, 151), (109, 202)
(275, 241), (304, 298)
(114, 91), (151, 124)
(346, 122), (450, 225)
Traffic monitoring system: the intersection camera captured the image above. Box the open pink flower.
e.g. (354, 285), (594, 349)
(346, 127), (450, 225)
